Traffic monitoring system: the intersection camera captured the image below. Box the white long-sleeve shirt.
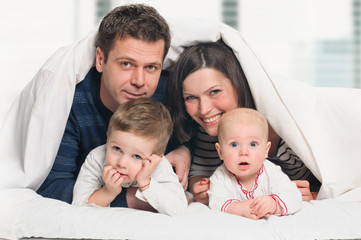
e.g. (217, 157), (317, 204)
(208, 160), (302, 216)
(72, 145), (188, 216)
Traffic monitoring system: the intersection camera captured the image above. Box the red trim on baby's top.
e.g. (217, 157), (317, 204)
(221, 199), (241, 213)
(232, 165), (264, 200)
(270, 194), (288, 216)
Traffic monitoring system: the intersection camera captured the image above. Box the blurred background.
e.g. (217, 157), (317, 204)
(1, 0), (360, 127)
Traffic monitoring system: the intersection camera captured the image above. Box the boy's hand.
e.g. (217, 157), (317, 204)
(250, 195), (277, 218)
(102, 165), (125, 196)
(136, 154), (162, 190)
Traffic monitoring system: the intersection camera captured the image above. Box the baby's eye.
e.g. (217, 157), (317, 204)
(250, 141), (258, 147)
(230, 142), (239, 147)
(133, 154), (142, 160)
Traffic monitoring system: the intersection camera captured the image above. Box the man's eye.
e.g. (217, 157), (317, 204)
(250, 141), (257, 147)
(122, 62), (131, 67)
(230, 142), (238, 147)
(133, 154), (142, 160)
(147, 65), (156, 71)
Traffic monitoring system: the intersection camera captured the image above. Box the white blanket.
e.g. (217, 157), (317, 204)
(1, 16), (361, 240)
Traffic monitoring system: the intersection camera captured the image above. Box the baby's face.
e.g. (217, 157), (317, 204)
(105, 130), (157, 184)
(216, 121), (270, 181)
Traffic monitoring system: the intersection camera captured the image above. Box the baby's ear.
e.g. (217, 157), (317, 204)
(265, 141), (271, 158)
(215, 142), (223, 160)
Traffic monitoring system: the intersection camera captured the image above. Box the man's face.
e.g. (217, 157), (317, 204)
(96, 36), (164, 112)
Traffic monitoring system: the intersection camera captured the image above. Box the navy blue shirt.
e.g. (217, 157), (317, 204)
(37, 67), (169, 206)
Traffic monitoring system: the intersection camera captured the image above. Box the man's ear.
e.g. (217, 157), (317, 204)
(215, 142), (223, 161)
(95, 47), (104, 73)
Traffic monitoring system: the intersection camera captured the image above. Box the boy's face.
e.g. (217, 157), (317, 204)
(96, 36), (164, 112)
(215, 120), (271, 181)
(105, 129), (157, 184)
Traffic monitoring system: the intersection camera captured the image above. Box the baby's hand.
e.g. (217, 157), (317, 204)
(102, 165), (125, 196)
(250, 195), (277, 218)
(136, 154), (162, 190)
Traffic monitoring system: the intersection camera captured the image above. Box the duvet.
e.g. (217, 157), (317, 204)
(1, 15), (361, 240)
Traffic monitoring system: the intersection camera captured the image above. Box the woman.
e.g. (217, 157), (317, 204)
(166, 40), (320, 205)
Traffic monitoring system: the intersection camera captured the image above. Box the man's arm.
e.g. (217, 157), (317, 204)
(37, 113), (80, 203)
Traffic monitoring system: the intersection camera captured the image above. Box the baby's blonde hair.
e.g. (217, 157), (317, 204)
(107, 98), (173, 155)
(218, 108), (269, 143)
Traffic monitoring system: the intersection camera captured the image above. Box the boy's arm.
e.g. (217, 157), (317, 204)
(135, 156), (188, 216)
(72, 146), (105, 206)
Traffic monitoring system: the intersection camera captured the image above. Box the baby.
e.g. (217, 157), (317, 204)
(208, 108), (302, 219)
(72, 98), (188, 216)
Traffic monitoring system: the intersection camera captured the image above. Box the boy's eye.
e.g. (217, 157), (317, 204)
(133, 154), (142, 160)
(113, 146), (122, 152)
(230, 142), (239, 147)
(250, 141), (257, 147)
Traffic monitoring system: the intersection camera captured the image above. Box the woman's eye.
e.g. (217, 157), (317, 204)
(210, 89), (220, 95)
(184, 95), (196, 101)
(250, 141), (257, 147)
(133, 154), (142, 160)
(230, 142), (238, 147)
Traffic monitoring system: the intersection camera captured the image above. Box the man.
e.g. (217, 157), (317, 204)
(37, 4), (190, 209)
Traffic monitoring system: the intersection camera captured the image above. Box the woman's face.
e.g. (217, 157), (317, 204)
(182, 67), (238, 136)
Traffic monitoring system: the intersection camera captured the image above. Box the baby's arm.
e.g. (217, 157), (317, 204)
(208, 165), (259, 219)
(225, 199), (259, 219)
(249, 195), (280, 218)
(265, 161), (303, 215)
(87, 165), (126, 207)
(135, 155), (188, 216)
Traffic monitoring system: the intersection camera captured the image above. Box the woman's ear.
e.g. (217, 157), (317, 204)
(215, 142), (223, 161)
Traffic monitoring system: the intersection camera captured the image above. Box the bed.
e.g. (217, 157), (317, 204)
(1, 15), (361, 240)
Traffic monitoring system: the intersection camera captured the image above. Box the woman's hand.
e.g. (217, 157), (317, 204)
(293, 180), (317, 201)
(189, 177), (210, 205)
(165, 145), (191, 190)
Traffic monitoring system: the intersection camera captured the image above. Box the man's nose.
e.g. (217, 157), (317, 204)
(130, 67), (145, 87)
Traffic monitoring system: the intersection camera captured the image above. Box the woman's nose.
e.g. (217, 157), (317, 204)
(199, 98), (212, 115)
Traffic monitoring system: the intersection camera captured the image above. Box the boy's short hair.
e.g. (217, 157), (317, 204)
(218, 108), (269, 143)
(107, 98), (173, 155)
(96, 4), (171, 63)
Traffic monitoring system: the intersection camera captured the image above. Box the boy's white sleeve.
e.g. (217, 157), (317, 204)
(208, 165), (240, 212)
(135, 156), (188, 216)
(265, 160), (303, 215)
(72, 145), (105, 206)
